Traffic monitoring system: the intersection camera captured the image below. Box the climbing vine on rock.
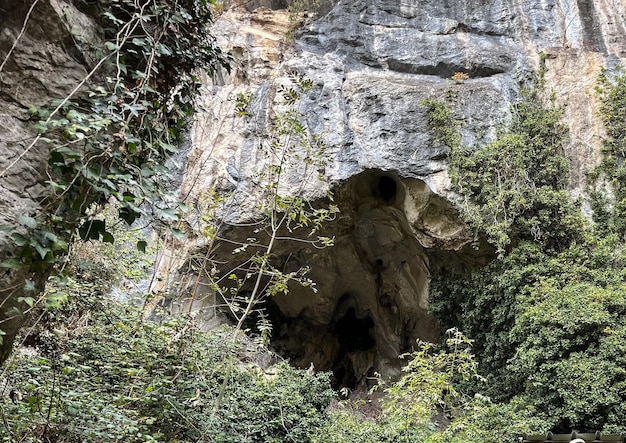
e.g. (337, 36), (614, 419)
(591, 66), (626, 235)
(0, 0), (229, 359)
(3, 0), (229, 269)
(448, 86), (582, 256)
(428, 68), (626, 432)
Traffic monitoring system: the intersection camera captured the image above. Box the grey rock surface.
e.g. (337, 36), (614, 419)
(157, 0), (626, 385)
(0, 0), (98, 362)
(0, 0), (625, 382)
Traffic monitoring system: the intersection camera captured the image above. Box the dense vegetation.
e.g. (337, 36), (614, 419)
(0, 233), (334, 442)
(0, 0), (230, 363)
(4, 0), (229, 272)
(0, 239), (545, 441)
(430, 67), (626, 433)
(3, 0), (626, 438)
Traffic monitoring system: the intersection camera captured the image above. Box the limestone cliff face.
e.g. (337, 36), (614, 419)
(0, 0), (100, 362)
(159, 0), (626, 386)
(0, 0), (624, 382)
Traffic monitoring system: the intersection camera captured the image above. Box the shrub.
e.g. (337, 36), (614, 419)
(1, 298), (334, 442)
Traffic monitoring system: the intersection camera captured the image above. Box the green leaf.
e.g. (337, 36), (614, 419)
(119, 207), (140, 225)
(1, 258), (23, 270)
(103, 11), (123, 25)
(46, 292), (68, 310)
(82, 166), (101, 180)
(102, 231), (115, 244)
(104, 41), (120, 51)
(157, 207), (180, 221)
(17, 215), (37, 229)
(5, 307), (21, 317)
(10, 232), (29, 247)
(18, 296), (35, 307)
(34, 242), (50, 259)
(79, 219), (106, 241)
(170, 227), (185, 239)
(24, 279), (36, 292)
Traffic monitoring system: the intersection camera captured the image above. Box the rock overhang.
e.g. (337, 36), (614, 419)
(153, 0), (626, 388)
(175, 169), (473, 386)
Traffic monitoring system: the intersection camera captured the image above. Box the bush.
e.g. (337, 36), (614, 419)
(429, 70), (626, 432)
(0, 298), (334, 442)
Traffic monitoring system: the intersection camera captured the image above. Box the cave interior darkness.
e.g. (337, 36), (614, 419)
(216, 170), (471, 390)
(260, 172), (429, 389)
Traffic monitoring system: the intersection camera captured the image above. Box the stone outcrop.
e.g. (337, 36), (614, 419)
(0, 0), (99, 362)
(0, 0), (625, 384)
(155, 0), (626, 387)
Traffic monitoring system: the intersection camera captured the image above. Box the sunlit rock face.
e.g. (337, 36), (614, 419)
(158, 0), (626, 386)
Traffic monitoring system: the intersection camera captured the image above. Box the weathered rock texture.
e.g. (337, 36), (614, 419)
(1, 0), (625, 382)
(155, 0), (626, 387)
(0, 0), (99, 362)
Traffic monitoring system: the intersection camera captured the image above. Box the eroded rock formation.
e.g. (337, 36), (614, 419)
(0, 0), (100, 362)
(154, 0), (626, 387)
(1, 0), (625, 382)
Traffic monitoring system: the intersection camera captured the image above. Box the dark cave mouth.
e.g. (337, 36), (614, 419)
(334, 307), (375, 353)
(377, 175), (397, 203)
(264, 299), (378, 389)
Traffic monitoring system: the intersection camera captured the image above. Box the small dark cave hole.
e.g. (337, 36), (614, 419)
(331, 307), (376, 389)
(332, 360), (356, 390)
(335, 307), (375, 352)
(377, 175), (397, 203)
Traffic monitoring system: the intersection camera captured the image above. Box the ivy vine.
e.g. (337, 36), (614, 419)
(422, 79), (583, 256)
(2, 0), (230, 272)
(590, 66), (626, 236)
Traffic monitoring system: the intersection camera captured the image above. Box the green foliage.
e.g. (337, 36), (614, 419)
(510, 280), (626, 431)
(235, 92), (255, 117)
(193, 72), (337, 336)
(432, 236), (626, 431)
(427, 399), (549, 443)
(2, 211), (336, 442)
(0, 207), (156, 334)
(447, 86), (582, 255)
(1, 298), (334, 442)
(313, 404), (389, 443)
(215, 360), (334, 442)
(420, 96), (461, 150)
(1, 216), (68, 272)
(591, 67), (626, 235)
(383, 329), (484, 434)
(315, 330), (548, 443)
(429, 67), (626, 432)
(92, 211), (158, 281)
(3, 0), (228, 271)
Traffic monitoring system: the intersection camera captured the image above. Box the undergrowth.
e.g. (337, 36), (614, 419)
(427, 64), (626, 432)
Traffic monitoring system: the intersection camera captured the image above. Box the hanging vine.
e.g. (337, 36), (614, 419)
(1, 0), (230, 272)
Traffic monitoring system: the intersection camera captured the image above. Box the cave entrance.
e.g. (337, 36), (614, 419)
(377, 175), (397, 203)
(264, 297), (378, 390)
(331, 307), (376, 389)
(335, 307), (375, 352)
